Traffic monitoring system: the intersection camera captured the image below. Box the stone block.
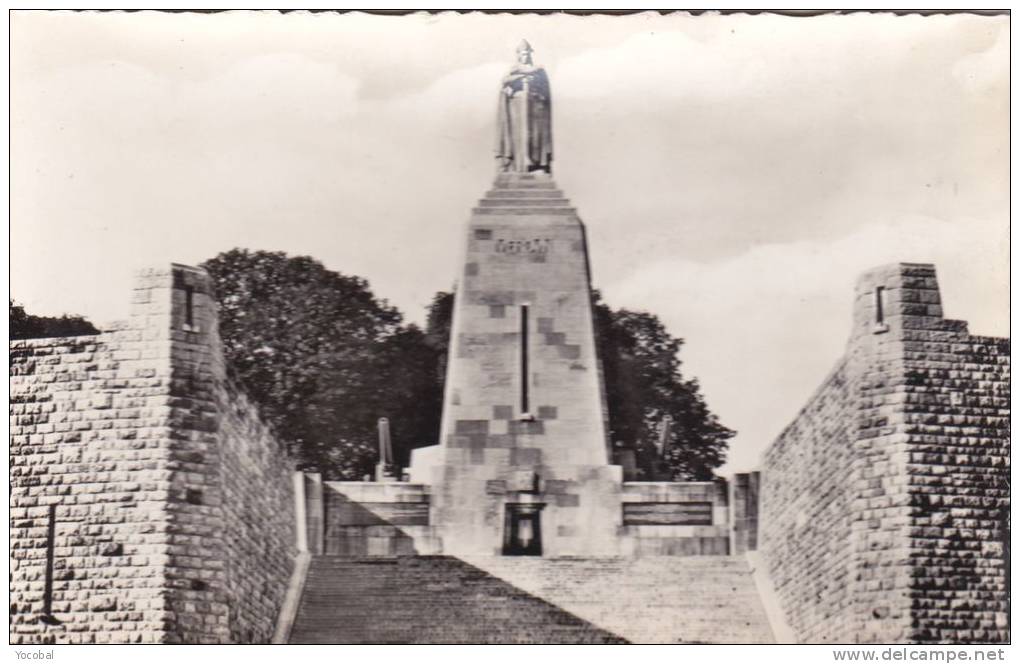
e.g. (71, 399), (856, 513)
(455, 420), (490, 435)
(557, 345), (581, 360)
(543, 479), (569, 495)
(555, 494), (580, 508)
(508, 420), (544, 435)
(89, 596), (118, 612)
(544, 332), (566, 345)
(537, 406), (558, 420)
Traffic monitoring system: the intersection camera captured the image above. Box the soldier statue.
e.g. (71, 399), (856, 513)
(496, 40), (553, 173)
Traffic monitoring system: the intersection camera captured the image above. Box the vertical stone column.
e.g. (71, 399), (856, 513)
(731, 474), (750, 555)
(135, 263), (301, 643)
(713, 477), (730, 535)
(150, 265), (232, 642)
(731, 472), (761, 555)
(746, 471), (760, 551)
(846, 264), (931, 642)
(292, 472), (308, 554)
(847, 263), (1009, 643)
(304, 473), (325, 555)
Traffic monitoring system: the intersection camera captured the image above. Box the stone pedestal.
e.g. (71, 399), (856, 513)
(419, 172), (623, 556)
(375, 463), (399, 482)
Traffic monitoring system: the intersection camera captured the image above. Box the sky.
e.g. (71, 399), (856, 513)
(10, 11), (1009, 474)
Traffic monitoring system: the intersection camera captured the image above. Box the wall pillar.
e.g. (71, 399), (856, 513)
(304, 473), (324, 555)
(293, 472), (308, 553)
(731, 472), (761, 555)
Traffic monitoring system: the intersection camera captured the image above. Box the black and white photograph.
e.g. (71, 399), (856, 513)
(7, 8), (1010, 651)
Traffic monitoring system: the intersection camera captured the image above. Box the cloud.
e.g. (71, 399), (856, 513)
(951, 20), (1009, 95)
(603, 213), (1008, 474)
(376, 61), (505, 131)
(554, 29), (768, 107)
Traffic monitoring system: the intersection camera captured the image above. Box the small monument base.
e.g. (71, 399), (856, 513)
(375, 463), (399, 483)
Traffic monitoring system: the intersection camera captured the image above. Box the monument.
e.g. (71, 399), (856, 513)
(10, 36), (1008, 645)
(375, 417), (397, 481)
(496, 39), (553, 173)
(413, 43), (624, 556)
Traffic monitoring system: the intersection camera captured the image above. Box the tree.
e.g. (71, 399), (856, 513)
(592, 291), (733, 480)
(424, 291), (454, 381)
(201, 249), (441, 479)
(425, 289), (733, 481)
(10, 300), (99, 339)
(360, 324), (443, 467)
(200, 248), (730, 481)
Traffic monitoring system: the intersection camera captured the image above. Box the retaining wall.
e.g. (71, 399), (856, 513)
(10, 265), (298, 644)
(759, 263), (1009, 644)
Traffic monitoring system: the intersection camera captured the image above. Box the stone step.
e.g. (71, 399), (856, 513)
(485, 189), (565, 198)
(456, 556), (775, 644)
(473, 207), (577, 216)
(494, 173), (554, 182)
(290, 556), (626, 644)
(478, 198), (571, 207)
(492, 181), (558, 190)
(289, 555), (775, 644)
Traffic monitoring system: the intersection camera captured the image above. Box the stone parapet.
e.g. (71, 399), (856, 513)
(10, 264), (299, 644)
(317, 481), (439, 556)
(619, 480), (730, 556)
(759, 263), (1009, 644)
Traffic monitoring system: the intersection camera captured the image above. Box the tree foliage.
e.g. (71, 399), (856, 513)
(424, 291), (454, 380)
(592, 291), (733, 480)
(200, 249), (730, 482)
(201, 249), (442, 479)
(10, 300), (99, 340)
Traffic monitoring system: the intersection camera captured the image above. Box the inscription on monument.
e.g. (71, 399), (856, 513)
(495, 238), (552, 255)
(623, 502), (715, 526)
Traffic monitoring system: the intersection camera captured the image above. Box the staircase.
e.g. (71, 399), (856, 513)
(288, 556), (625, 644)
(473, 172), (577, 216)
(288, 555), (774, 644)
(462, 556), (774, 644)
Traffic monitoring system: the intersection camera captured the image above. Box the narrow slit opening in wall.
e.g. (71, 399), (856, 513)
(185, 286), (195, 328)
(39, 503), (60, 625)
(874, 286), (886, 325)
(520, 304), (529, 417)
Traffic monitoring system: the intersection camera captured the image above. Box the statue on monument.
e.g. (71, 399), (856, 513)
(496, 40), (553, 174)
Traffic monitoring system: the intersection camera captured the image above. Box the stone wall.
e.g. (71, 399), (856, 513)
(11, 330), (175, 644)
(315, 481), (439, 556)
(10, 265), (298, 644)
(759, 359), (859, 641)
(759, 263), (1009, 644)
(216, 383), (298, 643)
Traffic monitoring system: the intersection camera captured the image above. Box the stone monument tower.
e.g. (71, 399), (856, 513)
(418, 43), (623, 557)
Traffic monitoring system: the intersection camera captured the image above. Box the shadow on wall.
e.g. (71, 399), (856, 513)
(323, 493), (421, 556)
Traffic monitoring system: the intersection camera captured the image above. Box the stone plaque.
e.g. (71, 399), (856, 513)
(622, 502), (714, 526)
